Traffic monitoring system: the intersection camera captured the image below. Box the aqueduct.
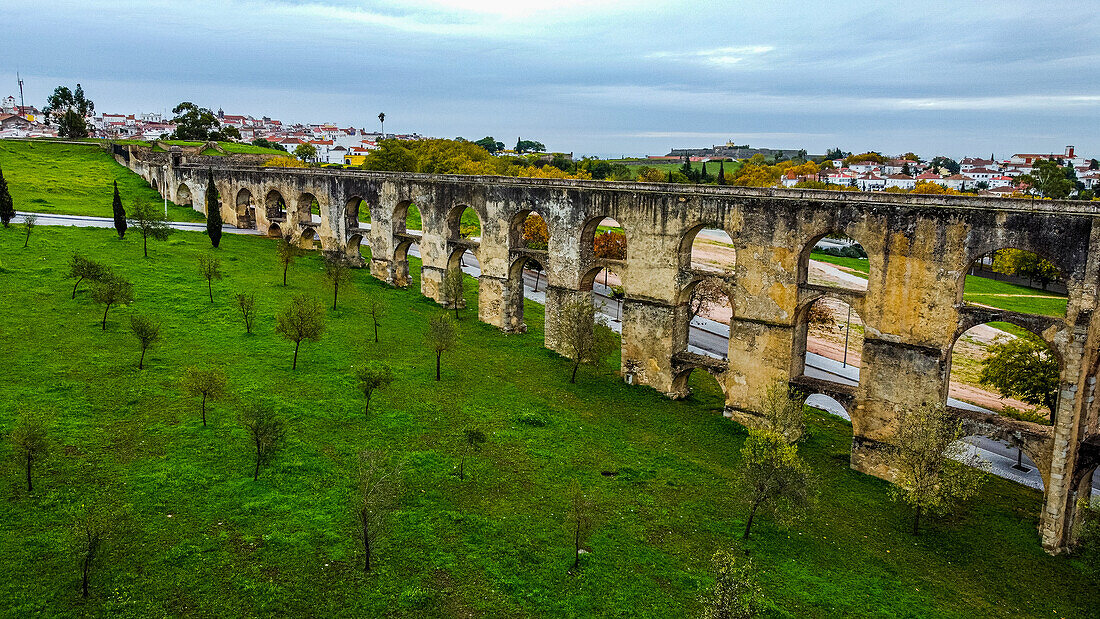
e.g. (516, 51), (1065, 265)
(119, 145), (1100, 553)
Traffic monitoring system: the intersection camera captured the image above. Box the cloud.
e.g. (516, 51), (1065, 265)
(648, 46), (775, 66)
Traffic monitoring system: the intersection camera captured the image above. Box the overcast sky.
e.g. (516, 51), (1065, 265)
(3, 0), (1098, 159)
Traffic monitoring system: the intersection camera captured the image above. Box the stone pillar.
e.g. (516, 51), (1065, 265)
(724, 318), (794, 427)
(1039, 331), (1089, 551)
(500, 266), (528, 333)
(477, 275), (508, 329)
(543, 285), (589, 355)
(620, 298), (690, 395)
(421, 264), (446, 303)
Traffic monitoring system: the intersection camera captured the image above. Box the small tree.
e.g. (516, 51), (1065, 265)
(425, 313), (457, 381)
(73, 499), (115, 599)
(699, 550), (763, 619)
(690, 276), (729, 320)
(240, 404), (286, 481)
(294, 142), (318, 163)
(759, 379), (805, 444)
(235, 292), (256, 334)
(979, 333), (1060, 415)
(205, 169), (223, 248)
(443, 267), (465, 319)
(565, 479), (594, 574)
(197, 254), (223, 303)
(111, 180), (127, 239)
(129, 313), (161, 370)
(12, 414), (48, 492)
(127, 198), (173, 258)
(275, 294), (326, 370)
(21, 214), (37, 248)
(457, 429), (486, 481)
(735, 429), (815, 539)
(67, 254), (107, 299)
(352, 451), (402, 573)
(364, 289), (386, 343)
(0, 164), (13, 228)
(276, 238), (303, 286)
(323, 254), (354, 309)
(181, 366), (227, 427)
(890, 402), (988, 535)
(522, 213), (549, 249)
(355, 361), (394, 417)
(552, 296), (618, 383)
(91, 273), (134, 330)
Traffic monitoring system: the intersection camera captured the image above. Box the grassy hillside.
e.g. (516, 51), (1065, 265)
(0, 225), (1095, 617)
(0, 139), (205, 222)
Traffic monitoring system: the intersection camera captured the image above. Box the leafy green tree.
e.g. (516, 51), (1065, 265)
(1017, 158), (1075, 199)
(991, 248), (1060, 289)
(251, 138), (286, 152)
(979, 333), (1060, 415)
(21, 213), (36, 248)
(67, 254), (107, 298)
(700, 550), (763, 619)
(355, 362), (394, 416)
(890, 402), (988, 535)
(111, 181), (127, 239)
(169, 102), (240, 141)
(323, 254), (354, 309)
(515, 138), (546, 154)
(565, 478), (594, 574)
(0, 164), (13, 227)
(239, 404), (286, 481)
(275, 294), (326, 370)
(276, 238), (304, 285)
(205, 169), (222, 248)
(12, 413), (49, 492)
(294, 143), (318, 163)
(235, 292), (256, 334)
(182, 366), (227, 427)
(197, 254), (223, 303)
(457, 429), (486, 480)
(129, 313), (161, 370)
(91, 272), (133, 330)
(474, 136), (504, 154)
(928, 156), (960, 175)
(426, 313), (458, 381)
(552, 296), (617, 383)
(759, 378), (806, 444)
(353, 451), (402, 573)
(43, 84), (93, 138)
(735, 429), (815, 539)
(360, 139), (418, 172)
(127, 198), (173, 258)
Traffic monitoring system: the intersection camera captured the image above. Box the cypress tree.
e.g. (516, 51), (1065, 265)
(717, 161), (726, 185)
(205, 169), (223, 248)
(111, 181), (127, 238)
(667, 169), (673, 183)
(700, 161), (709, 183)
(0, 164), (14, 228)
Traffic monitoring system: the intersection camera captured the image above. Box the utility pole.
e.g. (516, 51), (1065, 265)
(842, 303), (852, 368)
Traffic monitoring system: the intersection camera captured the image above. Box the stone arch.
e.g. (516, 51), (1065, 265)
(446, 203), (485, 241)
(267, 222), (283, 239)
(346, 233), (367, 261)
(299, 226), (318, 250)
(503, 254), (545, 334)
(670, 366), (728, 411)
(235, 188), (256, 229)
(265, 190), (287, 220)
(679, 223), (736, 273)
(150, 177), (159, 192)
(802, 392), (852, 420)
(965, 238), (1072, 284)
(392, 200), (419, 235)
(392, 237), (420, 288)
(792, 294), (864, 387)
(444, 247), (480, 312)
(509, 209), (551, 250)
(346, 196), (368, 230)
(956, 247), (1067, 311)
(798, 229), (869, 292)
(580, 264), (626, 323)
(177, 183), (194, 209)
(582, 215), (627, 268)
(297, 192), (322, 226)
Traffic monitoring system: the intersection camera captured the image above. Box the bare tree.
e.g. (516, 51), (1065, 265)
(355, 362), (394, 417)
(566, 479), (594, 574)
(128, 313), (161, 369)
(759, 379), (805, 444)
(21, 213), (37, 248)
(181, 366), (227, 426)
(689, 275), (730, 320)
(66, 254), (107, 299)
(735, 429), (815, 539)
(127, 198), (173, 258)
(552, 296), (617, 383)
(12, 413), (48, 492)
(276, 238), (303, 286)
(323, 254), (354, 309)
(457, 429), (486, 481)
(235, 292), (256, 334)
(240, 404), (286, 481)
(275, 294), (326, 370)
(73, 494), (123, 599)
(699, 549), (764, 619)
(197, 254), (223, 303)
(425, 313), (457, 381)
(352, 451), (403, 574)
(364, 289), (386, 343)
(443, 266), (465, 319)
(890, 401), (988, 535)
(91, 272), (134, 330)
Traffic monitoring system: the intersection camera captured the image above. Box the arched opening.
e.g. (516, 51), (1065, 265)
(674, 367), (727, 413)
(686, 226), (735, 274)
(346, 196), (368, 229)
(795, 296), (863, 386)
(512, 211), (550, 251)
(581, 265), (626, 325)
(393, 239), (421, 289)
(507, 255), (545, 331)
(447, 204), (483, 241)
(393, 201), (422, 235)
(299, 227), (318, 251)
(265, 190), (287, 221)
(802, 232), (868, 293)
(802, 393), (851, 421)
(267, 222), (283, 239)
(585, 216), (626, 266)
(177, 184), (193, 209)
(446, 248), (481, 315)
(948, 322), (1060, 425)
(235, 188), (256, 229)
(151, 177), (159, 192)
(297, 193), (321, 225)
(347, 234), (369, 261)
(960, 249), (1067, 317)
(676, 276), (733, 359)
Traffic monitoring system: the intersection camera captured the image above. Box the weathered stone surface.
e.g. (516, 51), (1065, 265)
(118, 146), (1100, 553)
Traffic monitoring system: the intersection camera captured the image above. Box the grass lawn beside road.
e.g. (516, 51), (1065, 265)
(0, 139), (205, 222)
(0, 225), (1095, 617)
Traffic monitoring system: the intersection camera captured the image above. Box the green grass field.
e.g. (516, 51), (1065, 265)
(0, 225), (1096, 617)
(0, 140), (205, 222)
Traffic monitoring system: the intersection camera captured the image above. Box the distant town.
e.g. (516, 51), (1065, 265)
(2, 94), (1096, 198)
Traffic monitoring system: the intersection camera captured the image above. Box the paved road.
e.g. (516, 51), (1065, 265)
(13, 212), (263, 235)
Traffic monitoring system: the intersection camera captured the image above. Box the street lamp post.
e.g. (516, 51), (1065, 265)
(842, 303), (852, 367)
